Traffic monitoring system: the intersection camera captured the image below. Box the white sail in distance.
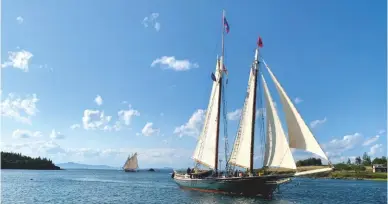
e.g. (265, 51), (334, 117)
(228, 55), (257, 169)
(123, 153), (139, 170)
(263, 61), (329, 161)
(262, 74), (296, 169)
(192, 57), (222, 169)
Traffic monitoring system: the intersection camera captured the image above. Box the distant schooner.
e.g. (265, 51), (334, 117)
(172, 10), (334, 199)
(123, 153), (139, 172)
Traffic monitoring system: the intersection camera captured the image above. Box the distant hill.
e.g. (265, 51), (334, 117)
(56, 162), (119, 170)
(1, 151), (60, 170)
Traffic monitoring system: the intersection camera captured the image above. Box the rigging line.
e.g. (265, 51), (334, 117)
(222, 76), (229, 171)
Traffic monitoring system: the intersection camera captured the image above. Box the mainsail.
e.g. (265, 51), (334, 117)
(123, 153), (139, 170)
(228, 50), (258, 169)
(192, 57), (222, 169)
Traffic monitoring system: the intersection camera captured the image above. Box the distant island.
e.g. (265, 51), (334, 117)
(56, 162), (119, 170)
(1, 151), (61, 170)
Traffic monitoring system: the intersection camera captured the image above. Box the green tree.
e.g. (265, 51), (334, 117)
(355, 156), (362, 165)
(362, 152), (372, 166)
(347, 158), (351, 165)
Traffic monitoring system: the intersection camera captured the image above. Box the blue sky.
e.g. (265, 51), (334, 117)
(1, 0), (386, 168)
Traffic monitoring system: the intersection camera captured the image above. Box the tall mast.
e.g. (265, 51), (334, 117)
(249, 47), (259, 174)
(215, 9), (226, 172)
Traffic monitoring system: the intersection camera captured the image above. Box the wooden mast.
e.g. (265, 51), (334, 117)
(249, 47), (259, 174)
(215, 9), (226, 172)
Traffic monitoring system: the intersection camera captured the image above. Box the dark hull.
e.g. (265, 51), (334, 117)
(173, 174), (293, 199)
(124, 169), (137, 172)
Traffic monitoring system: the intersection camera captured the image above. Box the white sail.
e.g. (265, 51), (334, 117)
(192, 57), (222, 169)
(228, 50), (258, 169)
(262, 74), (296, 169)
(264, 62), (328, 161)
(123, 153), (139, 170)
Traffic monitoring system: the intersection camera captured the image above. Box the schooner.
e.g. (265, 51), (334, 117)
(172, 10), (333, 199)
(123, 153), (139, 172)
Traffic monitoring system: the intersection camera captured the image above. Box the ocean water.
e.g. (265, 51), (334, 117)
(1, 169), (387, 204)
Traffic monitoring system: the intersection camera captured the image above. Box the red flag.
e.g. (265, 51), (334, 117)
(257, 36), (263, 48)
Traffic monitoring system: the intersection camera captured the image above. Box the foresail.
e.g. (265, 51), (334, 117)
(192, 57), (222, 169)
(264, 62), (328, 161)
(262, 74), (296, 169)
(228, 66), (256, 169)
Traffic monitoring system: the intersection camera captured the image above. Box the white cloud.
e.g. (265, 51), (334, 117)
(1, 50), (33, 72)
(142, 13), (161, 32)
(362, 135), (380, 146)
(369, 144), (383, 156)
(0, 93), (39, 124)
(16, 16), (24, 24)
(323, 133), (363, 158)
(378, 129), (386, 135)
(310, 117), (327, 128)
(12, 129), (42, 139)
(141, 122), (160, 136)
(227, 109), (241, 121)
(94, 95), (103, 106)
(174, 109), (206, 138)
(294, 97), (303, 104)
(49, 129), (65, 139)
(118, 105), (140, 126)
(70, 124), (80, 130)
(82, 109), (112, 130)
(151, 56), (199, 71)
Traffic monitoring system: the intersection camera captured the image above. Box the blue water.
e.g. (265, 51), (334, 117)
(1, 169), (387, 204)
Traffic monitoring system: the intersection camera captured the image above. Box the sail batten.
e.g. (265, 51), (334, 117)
(263, 61), (329, 161)
(192, 58), (222, 169)
(262, 74), (296, 169)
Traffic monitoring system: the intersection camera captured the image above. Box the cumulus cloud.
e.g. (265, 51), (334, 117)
(118, 105), (140, 126)
(174, 109), (206, 138)
(227, 109), (241, 121)
(82, 109), (112, 130)
(362, 135), (380, 146)
(16, 16), (24, 24)
(1, 50), (33, 72)
(310, 117), (327, 128)
(294, 97), (303, 104)
(141, 122), (160, 136)
(94, 95), (103, 106)
(49, 129), (65, 139)
(70, 124), (80, 130)
(369, 144), (383, 156)
(0, 93), (39, 124)
(142, 13), (161, 31)
(151, 56), (199, 71)
(12, 129), (42, 139)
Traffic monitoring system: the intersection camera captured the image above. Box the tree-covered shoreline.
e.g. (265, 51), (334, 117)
(1, 151), (61, 170)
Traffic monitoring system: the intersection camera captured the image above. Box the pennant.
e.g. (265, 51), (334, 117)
(211, 72), (217, 82)
(257, 36), (263, 48)
(223, 17), (230, 34)
(222, 64), (228, 75)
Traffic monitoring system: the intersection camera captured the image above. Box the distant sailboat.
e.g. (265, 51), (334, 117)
(123, 153), (139, 172)
(172, 9), (334, 199)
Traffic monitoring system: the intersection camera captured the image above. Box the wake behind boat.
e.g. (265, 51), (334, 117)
(123, 153), (139, 172)
(172, 10), (333, 199)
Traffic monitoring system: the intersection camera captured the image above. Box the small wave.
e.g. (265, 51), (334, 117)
(71, 178), (126, 183)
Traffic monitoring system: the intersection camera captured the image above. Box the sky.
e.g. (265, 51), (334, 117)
(1, 0), (386, 169)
